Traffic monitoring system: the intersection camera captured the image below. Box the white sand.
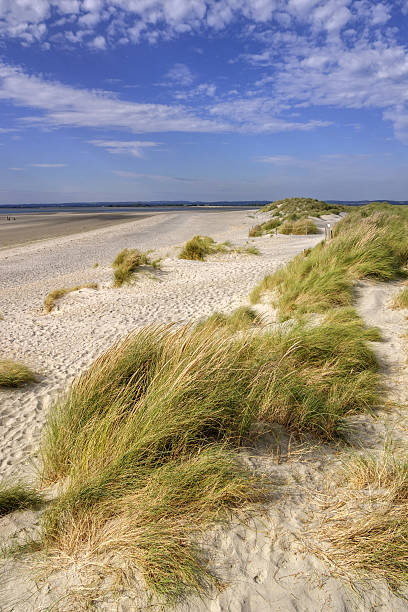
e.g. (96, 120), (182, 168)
(0, 209), (407, 611)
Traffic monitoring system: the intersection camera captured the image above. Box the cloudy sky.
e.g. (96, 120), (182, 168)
(1, 0), (408, 203)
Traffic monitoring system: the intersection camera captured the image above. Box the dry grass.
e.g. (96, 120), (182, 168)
(44, 284), (98, 313)
(0, 482), (43, 516)
(179, 236), (259, 260)
(112, 248), (161, 287)
(0, 359), (37, 387)
(278, 218), (319, 235)
(321, 445), (408, 593)
(392, 285), (408, 310)
(198, 306), (261, 332)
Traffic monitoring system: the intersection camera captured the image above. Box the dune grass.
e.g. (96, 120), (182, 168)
(179, 236), (259, 261)
(260, 197), (348, 217)
(322, 445), (408, 592)
(44, 283), (98, 313)
(392, 285), (408, 309)
(0, 359), (37, 387)
(197, 306), (261, 332)
(112, 248), (161, 287)
(38, 297), (381, 603)
(251, 207), (408, 317)
(278, 218), (319, 235)
(0, 482), (43, 516)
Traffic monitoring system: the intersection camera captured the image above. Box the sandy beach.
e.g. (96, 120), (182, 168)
(1, 208), (407, 611)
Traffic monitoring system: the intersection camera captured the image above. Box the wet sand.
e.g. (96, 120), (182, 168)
(0, 211), (153, 249)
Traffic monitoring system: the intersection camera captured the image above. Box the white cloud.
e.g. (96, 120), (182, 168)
(113, 170), (196, 182)
(8, 167), (24, 171)
(30, 163), (67, 167)
(165, 63), (194, 86)
(89, 139), (161, 156)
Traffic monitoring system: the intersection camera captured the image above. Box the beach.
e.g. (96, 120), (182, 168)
(0, 207), (407, 611)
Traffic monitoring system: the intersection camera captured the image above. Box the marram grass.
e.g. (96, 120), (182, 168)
(113, 248), (161, 287)
(0, 482), (43, 516)
(0, 359), (37, 387)
(44, 284), (98, 313)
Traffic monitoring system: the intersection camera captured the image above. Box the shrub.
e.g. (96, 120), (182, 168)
(0, 359), (37, 387)
(44, 284), (98, 313)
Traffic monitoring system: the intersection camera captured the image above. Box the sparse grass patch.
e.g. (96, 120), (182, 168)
(179, 236), (259, 261)
(44, 284), (98, 313)
(112, 248), (161, 287)
(0, 482), (43, 516)
(392, 285), (408, 309)
(0, 359), (37, 387)
(198, 306), (261, 332)
(322, 445), (408, 593)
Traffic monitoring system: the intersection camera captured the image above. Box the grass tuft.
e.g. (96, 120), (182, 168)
(112, 248), (161, 287)
(0, 359), (37, 387)
(278, 218), (319, 235)
(392, 285), (408, 309)
(0, 482), (43, 516)
(197, 306), (261, 332)
(44, 284), (98, 313)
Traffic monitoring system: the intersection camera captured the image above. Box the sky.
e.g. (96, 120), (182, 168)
(1, 0), (408, 204)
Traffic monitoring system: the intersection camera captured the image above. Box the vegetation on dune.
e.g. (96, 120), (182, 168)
(278, 218), (319, 235)
(39, 298), (380, 602)
(323, 445), (408, 592)
(35, 201), (408, 603)
(0, 482), (43, 516)
(249, 197), (348, 237)
(179, 236), (260, 261)
(113, 248), (161, 287)
(44, 284), (98, 313)
(197, 306), (261, 332)
(0, 359), (37, 387)
(251, 205), (408, 317)
(392, 285), (408, 309)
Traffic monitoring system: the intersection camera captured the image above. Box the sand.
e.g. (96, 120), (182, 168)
(0, 209), (407, 611)
(0, 210), (154, 249)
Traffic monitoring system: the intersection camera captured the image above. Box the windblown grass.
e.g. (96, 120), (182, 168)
(261, 197), (348, 217)
(251, 207), (408, 317)
(0, 359), (37, 387)
(0, 482), (43, 516)
(278, 218), (319, 235)
(179, 236), (259, 261)
(392, 285), (408, 309)
(322, 445), (408, 592)
(44, 284), (98, 313)
(198, 306), (261, 332)
(113, 248), (161, 287)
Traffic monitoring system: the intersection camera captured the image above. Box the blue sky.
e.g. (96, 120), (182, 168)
(1, 0), (408, 204)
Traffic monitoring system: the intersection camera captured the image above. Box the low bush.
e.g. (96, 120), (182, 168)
(44, 284), (98, 313)
(0, 359), (37, 387)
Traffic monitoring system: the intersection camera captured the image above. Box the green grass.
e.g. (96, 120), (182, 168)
(112, 248), (161, 287)
(392, 285), (408, 309)
(39, 301), (381, 602)
(251, 206), (408, 317)
(179, 236), (259, 260)
(0, 482), (43, 516)
(0, 359), (37, 387)
(260, 197), (348, 217)
(197, 306), (261, 332)
(44, 284), (98, 313)
(278, 218), (319, 235)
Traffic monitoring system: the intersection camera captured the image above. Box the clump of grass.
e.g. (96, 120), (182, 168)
(248, 224), (263, 237)
(251, 208), (408, 317)
(0, 359), (37, 387)
(0, 482), (43, 516)
(392, 285), (408, 309)
(44, 284), (98, 313)
(112, 248), (161, 287)
(198, 306), (261, 332)
(278, 218), (319, 235)
(322, 445), (408, 592)
(179, 236), (258, 261)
